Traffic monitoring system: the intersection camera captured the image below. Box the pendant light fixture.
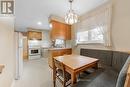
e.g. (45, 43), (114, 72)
(65, 0), (78, 25)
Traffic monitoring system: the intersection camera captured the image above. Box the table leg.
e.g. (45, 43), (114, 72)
(93, 62), (98, 69)
(71, 72), (77, 86)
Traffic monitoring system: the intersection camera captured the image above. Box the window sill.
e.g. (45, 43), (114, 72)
(76, 42), (104, 46)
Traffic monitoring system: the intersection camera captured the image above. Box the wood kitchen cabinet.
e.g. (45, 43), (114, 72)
(28, 31), (42, 40)
(65, 25), (71, 40)
(23, 37), (28, 60)
(65, 49), (72, 55)
(50, 20), (71, 40)
(21, 32), (28, 60)
(48, 48), (72, 68)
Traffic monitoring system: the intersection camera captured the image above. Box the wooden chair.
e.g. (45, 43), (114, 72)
(53, 58), (71, 87)
(124, 65), (130, 87)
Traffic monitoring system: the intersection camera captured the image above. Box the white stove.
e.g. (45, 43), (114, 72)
(29, 46), (41, 60)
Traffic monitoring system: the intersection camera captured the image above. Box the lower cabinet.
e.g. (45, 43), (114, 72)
(48, 48), (72, 68)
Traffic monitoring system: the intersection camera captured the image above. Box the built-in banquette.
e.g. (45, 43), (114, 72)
(74, 49), (130, 87)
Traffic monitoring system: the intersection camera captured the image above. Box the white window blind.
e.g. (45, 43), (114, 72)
(76, 3), (112, 46)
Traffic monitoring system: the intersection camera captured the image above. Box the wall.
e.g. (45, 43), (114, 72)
(72, 0), (130, 54)
(111, 0), (130, 51)
(41, 30), (51, 58)
(0, 17), (15, 87)
(71, 2), (112, 54)
(49, 15), (65, 24)
(41, 30), (51, 47)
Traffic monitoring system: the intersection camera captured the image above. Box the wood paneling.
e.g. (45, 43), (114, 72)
(50, 20), (71, 40)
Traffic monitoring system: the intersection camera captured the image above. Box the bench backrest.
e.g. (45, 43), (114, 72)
(112, 51), (129, 72)
(80, 49), (113, 66)
(80, 49), (129, 72)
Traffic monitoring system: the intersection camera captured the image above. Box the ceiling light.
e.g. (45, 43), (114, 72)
(37, 21), (42, 25)
(65, 0), (78, 25)
(49, 23), (52, 28)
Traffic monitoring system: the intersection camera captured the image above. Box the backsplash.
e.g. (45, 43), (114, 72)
(42, 41), (51, 47)
(54, 39), (64, 48)
(66, 40), (72, 48)
(28, 40), (42, 47)
(41, 30), (51, 47)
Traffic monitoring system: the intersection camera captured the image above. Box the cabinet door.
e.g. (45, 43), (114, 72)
(66, 25), (71, 40)
(59, 23), (66, 39)
(23, 37), (28, 60)
(60, 49), (66, 56)
(50, 20), (66, 40)
(35, 32), (42, 40)
(65, 49), (72, 55)
(52, 50), (61, 57)
(28, 31), (34, 40)
(51, 21), (59, 40)
(28, 31), (42, 40)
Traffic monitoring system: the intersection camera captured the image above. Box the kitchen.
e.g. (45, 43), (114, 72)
(20, 17), (72, 69)
(0, 0), (130, 86)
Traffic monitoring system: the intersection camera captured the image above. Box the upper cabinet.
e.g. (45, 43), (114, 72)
(66, 24), (71, 40)
(50, 20), (71, 40)
(28, 31), (42, 40)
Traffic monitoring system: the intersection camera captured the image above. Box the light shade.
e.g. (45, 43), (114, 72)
(65, 10), (78, 25)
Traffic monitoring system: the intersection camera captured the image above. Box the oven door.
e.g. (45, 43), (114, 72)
(29, 49), (41, 55)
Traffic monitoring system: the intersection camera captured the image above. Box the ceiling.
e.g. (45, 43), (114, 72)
(15, 0), (108, 31)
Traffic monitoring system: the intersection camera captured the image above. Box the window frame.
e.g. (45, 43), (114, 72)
(76, 27), (104, 45)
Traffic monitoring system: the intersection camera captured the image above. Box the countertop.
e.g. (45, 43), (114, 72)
(48, 48), (72, 51)
(42, 47), (50, 49)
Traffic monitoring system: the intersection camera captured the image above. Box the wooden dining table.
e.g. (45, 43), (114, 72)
(54, 54), (99, 85)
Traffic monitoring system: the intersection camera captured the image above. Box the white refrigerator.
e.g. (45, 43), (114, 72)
(15, 32), (23, 80)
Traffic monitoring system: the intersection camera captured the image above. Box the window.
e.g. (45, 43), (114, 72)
(75, 3), (112, 46)
(55, 39), (65, 48)
(77, 27), (104, 44)
(90, 27), (104, 42)
(77, 31), (88, 42)
(55, 39), (64, 45)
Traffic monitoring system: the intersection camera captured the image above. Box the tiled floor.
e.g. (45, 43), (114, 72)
(14, 58), (62, 87)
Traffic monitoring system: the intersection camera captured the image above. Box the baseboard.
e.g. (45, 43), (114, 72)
(11, 79), (15, 87)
